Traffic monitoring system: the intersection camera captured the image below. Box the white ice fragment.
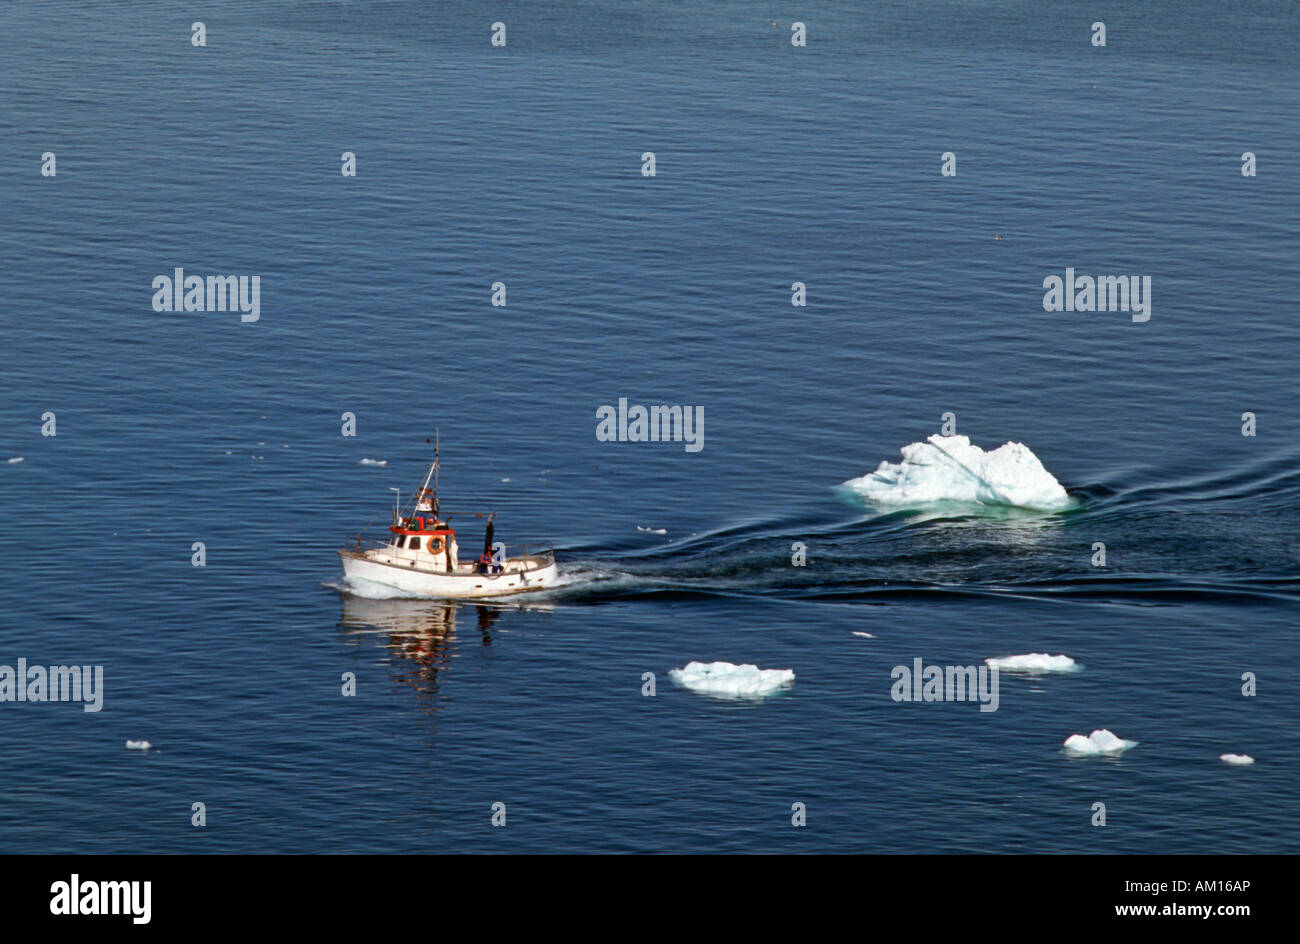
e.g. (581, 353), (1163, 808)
(360, 458), (387, 467)
(669, 660), (794, 698)
(1063, 729), (1137, 756)
(851, 631), (874, 638)
(1220, 753), (1254, 766)
(842, 434), (1070, 510)
(986, 653), (1081, 674)
(125, 740), (152, 751)
(6, 457), (23, 464)
(636, 526), (667, 534)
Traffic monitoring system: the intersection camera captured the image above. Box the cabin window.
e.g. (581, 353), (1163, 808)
(394, 536), (405, 548)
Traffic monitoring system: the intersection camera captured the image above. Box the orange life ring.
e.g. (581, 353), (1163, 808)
(428, 536), (445, 554)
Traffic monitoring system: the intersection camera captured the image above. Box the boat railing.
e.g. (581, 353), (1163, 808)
(343, 535), (390, 555)
(343, 535), (555, 562)
(497, 543), (556, 563)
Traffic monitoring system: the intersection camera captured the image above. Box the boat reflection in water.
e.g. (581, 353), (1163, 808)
(337, 595), (553, 707)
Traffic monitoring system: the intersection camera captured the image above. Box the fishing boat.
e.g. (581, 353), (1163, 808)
(338, 436), (558, 598)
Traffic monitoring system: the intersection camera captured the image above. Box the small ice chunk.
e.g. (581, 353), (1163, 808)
(851, 631), (874, 638)
(636, 526), (667, 534)
(1220, 753), (1254, 766)
(669, 660), (794, 697)
(360, 458), (387, 467)
(1063, 729), (1137, 756)
(501, 477), (511, 482)
(7, 457), (23, 464)
(125, 740), (152, 751)
(986, 653), (1081, 674)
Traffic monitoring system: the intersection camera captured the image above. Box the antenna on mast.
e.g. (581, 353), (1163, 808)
(416, 430), (441, 519)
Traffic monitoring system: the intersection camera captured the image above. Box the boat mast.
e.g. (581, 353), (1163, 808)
(409, 429), (440, 522)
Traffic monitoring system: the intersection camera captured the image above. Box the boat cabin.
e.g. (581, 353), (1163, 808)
(388, 515), (460, 572)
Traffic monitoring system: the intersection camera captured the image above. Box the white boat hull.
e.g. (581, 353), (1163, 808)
(339, 549), (558, 599)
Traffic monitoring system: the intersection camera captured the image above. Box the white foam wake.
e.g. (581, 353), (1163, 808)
(1063, 729), (1137, 756)
(669, 661), (794, 698)
(843, 435), (1070, 510)
(986, 653), (1081, 674)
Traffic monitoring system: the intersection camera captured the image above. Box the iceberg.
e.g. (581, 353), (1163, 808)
(669, 661), (794, 698)
(1219, 753), (1254, 766)
(986, 653), (1081, 674)
(1063, 729), (1137, 756)
(842, 435), (1070, 510)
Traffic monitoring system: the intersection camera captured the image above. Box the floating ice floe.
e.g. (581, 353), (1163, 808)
(359, 458), (387, 467)
(986, 653), (1081, 675)
(1063, 729), (1137, 756)
(7, 457), (23, 464)
(851, 631), (875, 638)
(842, 434), (1070, 510)
(636, 526), (667, 534)
(669, 661), (794, 698)
(1220, 753), (1254, 766)
(125, 740), (152, 751)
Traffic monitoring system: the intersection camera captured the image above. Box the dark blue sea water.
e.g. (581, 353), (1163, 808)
(1, 0), (1297, 853)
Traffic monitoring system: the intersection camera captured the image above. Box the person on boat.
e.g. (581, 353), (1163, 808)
(475, 518), (500, 574)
